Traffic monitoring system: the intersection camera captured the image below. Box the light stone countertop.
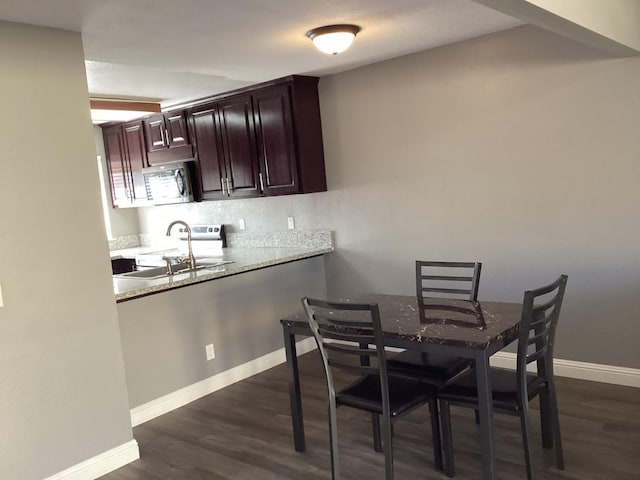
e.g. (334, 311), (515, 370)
(112, 246), (333, 303)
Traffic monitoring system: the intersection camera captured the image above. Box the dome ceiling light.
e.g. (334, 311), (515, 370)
(305, 24), (361, 55)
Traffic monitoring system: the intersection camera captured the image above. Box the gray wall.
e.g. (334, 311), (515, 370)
(137, 26), (640, 369)
(118, 257), (326, 407)
(317, 25), (640, 368)
(0, 22), (133, 479)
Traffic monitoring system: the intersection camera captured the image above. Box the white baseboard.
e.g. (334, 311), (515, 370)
(130, 337), (639, 428)
(130, 337), (318, 427)
(43, 440), (139, 480)
(490, 352), (640, 388)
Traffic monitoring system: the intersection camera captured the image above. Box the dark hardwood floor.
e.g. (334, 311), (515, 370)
(102, 353), (640, 479)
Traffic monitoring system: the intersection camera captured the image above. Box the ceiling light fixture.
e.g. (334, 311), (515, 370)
(89, 99), (161, 124)
(306, 24), (361, 55)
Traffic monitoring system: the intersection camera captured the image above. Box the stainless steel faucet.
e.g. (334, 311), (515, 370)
(166, 220), (196, 270)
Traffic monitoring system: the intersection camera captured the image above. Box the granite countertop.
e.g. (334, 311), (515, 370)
(282, 294), (523, 350)
(113, 246), (333, 303)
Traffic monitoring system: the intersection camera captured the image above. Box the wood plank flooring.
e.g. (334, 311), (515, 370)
(101, 353), (640, 479)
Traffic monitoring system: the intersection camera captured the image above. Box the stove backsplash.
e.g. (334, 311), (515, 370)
(109, 228), (332, 251)
(108, 189), (333, 251)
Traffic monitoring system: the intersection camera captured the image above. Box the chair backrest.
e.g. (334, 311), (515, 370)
(301, 298), (390, 409)
(517, 275), (568, 391)
(415, 261), (484, 327)
(415, 261), (482, 301)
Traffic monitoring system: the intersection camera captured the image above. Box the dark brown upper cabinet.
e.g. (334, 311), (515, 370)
(143, 111), (193, 165)
(122, 121), (148, 202)
(188, 104), (227, 200)
(187, 75), (326, 201)
(104, 75), (326, 205)
(252, 84), (297, 195)
(102, 120), (149, 208)
(188, 96), (260, 200)
(218, 94), (261, 198)
(103, 125), (129, 207)
(252, 76), (326, 196)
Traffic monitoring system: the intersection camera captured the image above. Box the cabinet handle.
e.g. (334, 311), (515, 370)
(226, 177), (233, 193)
(220, 177), (226, 195)
(259, 172), (265, 192)
(164, 128), (170, 146)
(159, 128), (165, 146)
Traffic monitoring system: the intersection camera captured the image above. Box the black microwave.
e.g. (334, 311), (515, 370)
(142, 162), (194, 205)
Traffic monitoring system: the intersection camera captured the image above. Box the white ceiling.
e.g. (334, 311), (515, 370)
(0, 0), (523, 107)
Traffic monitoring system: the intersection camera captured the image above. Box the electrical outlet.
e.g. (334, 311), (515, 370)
(205, 343), (215, 361)
(239, 218), (246, 230)
(287, 216), (295, 230)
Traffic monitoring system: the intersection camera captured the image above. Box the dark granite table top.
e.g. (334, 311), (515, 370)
(281, 294), (523, 351)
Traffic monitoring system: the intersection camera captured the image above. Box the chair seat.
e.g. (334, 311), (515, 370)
(337, 374), (437, 417)
(386, 350), (472, 387)
(438, 367), (548, 412)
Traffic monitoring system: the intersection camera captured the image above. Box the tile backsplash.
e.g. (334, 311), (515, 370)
(108, 234), (141, 251)
(108, 189), (336, 251)
(227, 230), (333, 249)
(110, 229), (332, 251)
(136, 191), (330, 235)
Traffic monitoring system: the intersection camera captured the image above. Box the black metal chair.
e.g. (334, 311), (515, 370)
(387, 261), (482, 387)
(302, 297), (442, 480)
(438, 274), (568, 479)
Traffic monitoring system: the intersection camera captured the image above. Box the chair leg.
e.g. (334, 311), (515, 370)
(518, 403), (535, 480)
(372, 413), (382, 452)
(382, 414), (394, 480)
(538, 389), (553, 449)
(327, 403), (340, 480)
(428, 399), (443, 471)
(547, 379), (565, 470)
(439, 399), (455, 478)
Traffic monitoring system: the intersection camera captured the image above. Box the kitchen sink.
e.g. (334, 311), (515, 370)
(115, 261), (233, 280)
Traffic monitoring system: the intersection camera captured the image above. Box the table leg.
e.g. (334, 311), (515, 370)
(283, 323), (305, 452)
(475, 351), (497, 480)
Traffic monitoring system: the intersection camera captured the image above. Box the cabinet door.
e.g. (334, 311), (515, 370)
(252, 84), (298, 195)
(218, 95), (260, 198)
(145, 112), (194, 165)
(103, 125), (130, 207)
(122, 121), (148, 203)
(189, 105), (227, 200)
(165, 112), (189, 148)
(143, 114), (166, 152)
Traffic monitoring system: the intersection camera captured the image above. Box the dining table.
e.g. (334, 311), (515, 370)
(280, 293), (524, 480)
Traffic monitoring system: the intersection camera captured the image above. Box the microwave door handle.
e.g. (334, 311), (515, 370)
(175, 169), (187, 196)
